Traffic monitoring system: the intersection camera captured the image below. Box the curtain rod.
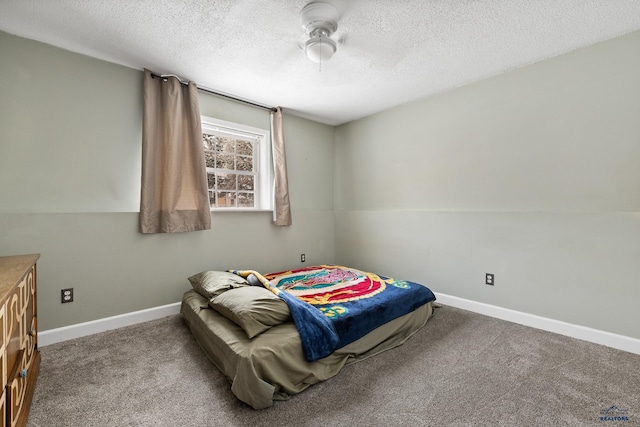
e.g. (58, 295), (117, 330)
(150, 72), (277, 112)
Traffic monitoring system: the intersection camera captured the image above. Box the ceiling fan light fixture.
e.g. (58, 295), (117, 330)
(304, 32), (337, 63)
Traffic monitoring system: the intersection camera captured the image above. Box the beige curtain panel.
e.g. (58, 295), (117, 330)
(271, 107), (292, 226)
(139, 69), (211, 233)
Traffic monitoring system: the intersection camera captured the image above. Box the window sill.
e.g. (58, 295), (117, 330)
(210, 208), (273, 213)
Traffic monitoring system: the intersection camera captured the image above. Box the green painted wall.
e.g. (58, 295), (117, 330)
(2, 28), (639, 342)
(334, 31), (640, 339)
(0, 31), (335, 330)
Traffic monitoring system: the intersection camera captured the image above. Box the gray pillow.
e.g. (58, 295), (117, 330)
(209, 286), (291, 338)
(188, 271), (248, 299)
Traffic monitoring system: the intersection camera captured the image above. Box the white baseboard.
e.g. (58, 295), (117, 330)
(434, 292), (640, 356)
(38, 302), (182, 347)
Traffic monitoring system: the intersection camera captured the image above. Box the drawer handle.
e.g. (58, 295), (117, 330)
(9, 349), (26, 380)
(29, 329), (37, 337)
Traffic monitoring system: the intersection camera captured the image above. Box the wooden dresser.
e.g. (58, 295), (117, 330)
(0, 255), (40, 427)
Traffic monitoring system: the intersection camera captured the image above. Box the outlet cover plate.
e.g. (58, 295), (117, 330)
(61, 288), (74, 303)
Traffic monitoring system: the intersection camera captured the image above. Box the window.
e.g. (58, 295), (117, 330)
(201, 116), (272, 210)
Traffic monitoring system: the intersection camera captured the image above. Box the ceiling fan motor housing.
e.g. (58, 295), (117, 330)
(301, 1), (339, 35)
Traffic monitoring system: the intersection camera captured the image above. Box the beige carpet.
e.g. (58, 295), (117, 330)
(27, 305), (639, 426)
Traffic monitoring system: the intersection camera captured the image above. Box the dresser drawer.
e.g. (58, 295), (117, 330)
(6, 349), (28, 427)
(4, 284), (23, 388)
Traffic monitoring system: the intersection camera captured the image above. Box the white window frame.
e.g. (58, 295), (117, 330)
(201, 116), (273, 211)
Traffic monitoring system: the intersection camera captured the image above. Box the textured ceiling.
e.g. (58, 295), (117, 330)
(1, 1), (640, 125)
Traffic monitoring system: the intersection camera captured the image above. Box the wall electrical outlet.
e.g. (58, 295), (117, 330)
(301, 253), (306, 263)
(61, 288), (74, 303)
(485, 273), (494, 286)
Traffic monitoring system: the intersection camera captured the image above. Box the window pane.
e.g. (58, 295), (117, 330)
(216, 137), (235, 154)
(236, 155), (253, 172)
(207, 173), (215, 190)
(217, 173), (236, 190)
(204, 151), (215, 168)
(236, 140), (253, 156)
(217, 192), (236, 207)
(238, 174), (254, 191)
(216, 154), (234, 170)
(238, 192), (254, 208)
(203, 134), (216, 150)
(208, 189), (216, 207)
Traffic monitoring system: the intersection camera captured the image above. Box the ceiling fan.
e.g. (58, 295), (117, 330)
(299, 1), (343, 64)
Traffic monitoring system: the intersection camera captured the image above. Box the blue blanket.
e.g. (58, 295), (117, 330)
(231, 265), (435, 362)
